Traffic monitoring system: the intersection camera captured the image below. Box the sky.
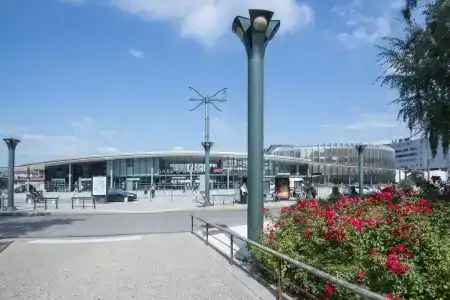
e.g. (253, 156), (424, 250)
(0, 0), (411, 165)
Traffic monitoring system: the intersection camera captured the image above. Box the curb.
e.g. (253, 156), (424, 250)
(0, 203), (288, 217)
(0, 206), (245, 217)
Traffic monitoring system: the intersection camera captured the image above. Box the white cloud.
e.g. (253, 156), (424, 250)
(97, 146), (120, 154)
(71, 116), (93, 129)
(68, 0), (313, 45)
(322, 113), (401, 130)
(333, 1), (397, 49)
(128, 48), (145, 58)
(0, 118), (124, 164)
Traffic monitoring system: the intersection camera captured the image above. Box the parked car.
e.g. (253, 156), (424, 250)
(14, 184), (37, 193)
(343, 185), (379, 196)
(107, 188), (137, 202)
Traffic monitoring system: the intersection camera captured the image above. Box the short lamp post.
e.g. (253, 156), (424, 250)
(356, 144), (366, 197)
(232, 9), (280, 242)
(3, 138), (20, 211)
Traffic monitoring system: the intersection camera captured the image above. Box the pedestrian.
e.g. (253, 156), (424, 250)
(144, 185), (149, 199)
(151, 184), (155, 199)
(240, 182), (248, 204)
(328, 186), (343, 202)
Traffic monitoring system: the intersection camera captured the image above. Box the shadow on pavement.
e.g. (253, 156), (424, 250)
(0, 217), (84, 239)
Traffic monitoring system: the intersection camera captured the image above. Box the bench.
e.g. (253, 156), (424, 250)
(33, 197), (59, 210)
(211, 191), (235, 206)
(71, 196), (96, 209)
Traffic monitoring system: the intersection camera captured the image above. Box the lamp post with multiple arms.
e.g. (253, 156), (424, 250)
(356, 144), (366, 197)
(3, 138), (20, 211)
(188, 87), (227, 206)
(232, 9), (280, 242)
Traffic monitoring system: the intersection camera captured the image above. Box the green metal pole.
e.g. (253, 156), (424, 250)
(247, 33), (266, 242)
(3, 138), (20, 211)
(202, 141), (212, 205)
(357, 145), (365, 196)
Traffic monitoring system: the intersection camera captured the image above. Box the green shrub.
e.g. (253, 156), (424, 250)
(253, 186), (450, 299)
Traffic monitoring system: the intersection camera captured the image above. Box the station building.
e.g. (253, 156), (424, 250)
(16, 143), (396, 192)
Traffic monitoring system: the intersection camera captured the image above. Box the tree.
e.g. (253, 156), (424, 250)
(377, 0), (450, 157)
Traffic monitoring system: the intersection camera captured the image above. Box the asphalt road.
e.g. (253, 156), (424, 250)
(0, 210), (248, 239)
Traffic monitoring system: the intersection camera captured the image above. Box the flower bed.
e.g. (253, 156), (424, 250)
(253, 186), (450, 299)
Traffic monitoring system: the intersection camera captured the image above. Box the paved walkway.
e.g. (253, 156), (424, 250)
(1, 191), (295, 216)
(0, 233), (275, 300)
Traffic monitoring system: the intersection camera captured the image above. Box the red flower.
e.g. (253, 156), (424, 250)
(324, 284), (335, 295)
(397, 245), (406, 253)
(369, 249), (379, 256)
(386, 254), (409, 275)
(386, 218), (393, 225)
(274, 223), (279, 229)
(386, 293), (401, 300)
(304, 229), (312, 238)
(356, 209), (363, 216)
(356, 268), (366, 280)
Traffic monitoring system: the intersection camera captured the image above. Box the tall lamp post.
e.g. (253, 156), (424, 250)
(356, 144), (366, 197)
(188, 87), (227, 206)
(232, 9), (280, 241)
(3, 138), (20, 211)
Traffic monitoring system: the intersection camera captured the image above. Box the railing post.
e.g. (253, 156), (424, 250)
(71, 197), (74, 209)
(44, 198), (47, 210)
(205, 223), (209, 245)
(278, 259), (283, 300)
(56, 198), (58, 210)
(190, 215), (194, 234)
(229, 234), (234, 265)
(82, 198), (85, 209)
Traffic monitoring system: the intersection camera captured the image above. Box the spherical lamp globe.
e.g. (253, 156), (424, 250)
(252, 16), (268, 31)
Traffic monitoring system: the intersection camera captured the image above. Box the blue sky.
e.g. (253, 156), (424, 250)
(0, 0), (410, 165)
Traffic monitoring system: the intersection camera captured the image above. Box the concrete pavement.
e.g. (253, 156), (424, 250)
(1, 191), (295, 217)
(0, 233), (276, 300)
(0, 210), (249, 239)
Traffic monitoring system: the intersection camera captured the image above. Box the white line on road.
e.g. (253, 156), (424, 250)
(27, 235), (144, 244)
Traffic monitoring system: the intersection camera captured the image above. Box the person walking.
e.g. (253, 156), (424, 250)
(151, 184), (156, 199)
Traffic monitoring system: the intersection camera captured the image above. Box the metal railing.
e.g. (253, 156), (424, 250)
(33, 197), (59, 210)
(71, 196), (96, 209)
(191, 215), (385, 300)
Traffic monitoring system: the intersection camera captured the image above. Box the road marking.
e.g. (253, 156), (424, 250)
(27, 235), (143, 244)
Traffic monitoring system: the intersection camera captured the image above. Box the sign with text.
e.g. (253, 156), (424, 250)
(92, 176), (107, 196)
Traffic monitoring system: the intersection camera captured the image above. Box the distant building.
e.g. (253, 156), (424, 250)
(389, 138), (449, 171)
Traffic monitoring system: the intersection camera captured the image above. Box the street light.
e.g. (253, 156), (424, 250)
(188, 87), (227, 206)
(356, 144), (366, 197)
(3, 138), (20, 211)
(232, 9), (280, 242)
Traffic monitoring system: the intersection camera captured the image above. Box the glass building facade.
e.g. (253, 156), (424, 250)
(43, 146), (396, 192)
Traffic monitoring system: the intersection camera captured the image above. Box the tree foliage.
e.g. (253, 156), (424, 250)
(377, 0), (450, 157)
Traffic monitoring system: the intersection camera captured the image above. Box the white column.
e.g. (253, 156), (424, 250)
(110, 168), (113, 188)
(151, 168), (154, 185)
(226, 168), (230, 190)
(26, 167), (31, 193)
(68, 164), (72, 192)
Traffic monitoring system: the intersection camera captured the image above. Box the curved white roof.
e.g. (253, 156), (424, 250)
(17, 149), (395, 171)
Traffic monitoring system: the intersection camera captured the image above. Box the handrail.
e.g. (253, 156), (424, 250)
(191, 215), (385, 300)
